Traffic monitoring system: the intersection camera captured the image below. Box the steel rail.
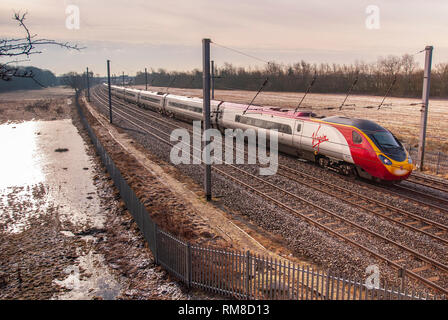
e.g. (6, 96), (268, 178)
(276, 166), (448, 245)
(407, 175), (448, 194)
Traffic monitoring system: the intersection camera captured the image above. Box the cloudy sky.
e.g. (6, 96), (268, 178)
(1, 0), (447, 76)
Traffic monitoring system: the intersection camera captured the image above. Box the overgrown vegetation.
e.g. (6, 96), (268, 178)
(135, 54), (448, 98)
(24, 99), (51, 112)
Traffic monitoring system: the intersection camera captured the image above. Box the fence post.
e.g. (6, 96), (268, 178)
(245, 250), (251, 299)
(86, 67), (90, 102)
(398, 268), (406, 292)
(186, 243), (192, 288)
(154, 223), (159, 264)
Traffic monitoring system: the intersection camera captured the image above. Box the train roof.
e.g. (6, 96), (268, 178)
(321, 116), (386, 132)
(125, 88), (141, 93)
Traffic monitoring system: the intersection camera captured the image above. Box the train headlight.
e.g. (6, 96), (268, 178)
(379, 154), (392, 166)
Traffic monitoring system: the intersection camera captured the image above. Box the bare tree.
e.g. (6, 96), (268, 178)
(0, 12), (83, 84)
(377, 55), (403, 76)
(60, 72), (85, 94)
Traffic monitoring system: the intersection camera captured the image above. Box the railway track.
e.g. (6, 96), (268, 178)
(385, 182), (448, 211)
(407, 174), (448, 194)
(282, 159), (448, 215)
(89, 87), (448, 295)
(276, 166), (448, 245)
(320, 171), (448, 217)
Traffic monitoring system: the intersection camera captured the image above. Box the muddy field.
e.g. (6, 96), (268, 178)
(0, 88), (194, 300)
(0, 87), (75, 124)
(134, 85), (448, 154)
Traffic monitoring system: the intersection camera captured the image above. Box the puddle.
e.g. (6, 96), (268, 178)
(0, 119), (103, 233)
(0, 119), (124, 299)
(0, 122), (44, 189)
(53, 250), (122, 300)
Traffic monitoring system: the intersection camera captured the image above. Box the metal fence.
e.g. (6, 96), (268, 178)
(76, 98), (444, 300)
(406, 145), (448, 175)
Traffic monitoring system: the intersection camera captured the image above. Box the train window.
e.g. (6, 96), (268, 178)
(169, 101), (202, 113)
(141, 96), (160, 103)
(297, 123), (302, 132)
(234, 115), (292, 134)
(280, 124), (292, 134)
(352, 131), (363, 144)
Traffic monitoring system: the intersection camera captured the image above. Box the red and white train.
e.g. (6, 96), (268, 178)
(104, 84), (414, 182)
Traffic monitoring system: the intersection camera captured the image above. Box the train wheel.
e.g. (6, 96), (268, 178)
(340, 165), (356, 176)
(317, 156), (329, 168)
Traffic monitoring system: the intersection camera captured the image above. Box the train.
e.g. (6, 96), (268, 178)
(103, 83), (414, 182)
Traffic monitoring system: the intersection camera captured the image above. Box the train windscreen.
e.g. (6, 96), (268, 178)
(367, 131), (406, 162)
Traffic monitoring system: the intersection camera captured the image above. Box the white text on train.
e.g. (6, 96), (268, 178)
(170, 121), (279, 175)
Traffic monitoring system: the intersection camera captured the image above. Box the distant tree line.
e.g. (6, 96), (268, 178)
(134, 54), (448, 98)
(0, 68), (102, 93)
(0, 66), (58, 92)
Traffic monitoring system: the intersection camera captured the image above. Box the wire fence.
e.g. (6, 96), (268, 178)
(405, 145), (448, 175)
(76, 95), (445, 300)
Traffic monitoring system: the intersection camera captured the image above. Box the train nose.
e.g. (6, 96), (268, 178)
(391, 163), (413, 176)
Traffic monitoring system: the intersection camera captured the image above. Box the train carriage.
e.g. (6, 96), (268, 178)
(123, 88), (140, 104)
(105, 84), (413, 181)
(139, 91), (165, 112)
(217, 102), (297, 154)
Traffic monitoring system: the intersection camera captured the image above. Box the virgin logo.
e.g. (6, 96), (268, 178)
(312, 125), (329, 152)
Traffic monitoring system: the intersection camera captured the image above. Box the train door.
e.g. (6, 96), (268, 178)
(293, 120), (304, 155)
(283, 119), (295, 147)
(161, 95), (167, 114)
(212, 101), (225, 133)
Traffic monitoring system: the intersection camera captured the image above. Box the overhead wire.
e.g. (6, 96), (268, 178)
(294, 72), (318, 113)
(241, 78), (269, 114)
(211, 41), (271, 65)
(339, 74), (359, 111)
(211, 41), (273, 111)
(377, 75), (397, 110)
